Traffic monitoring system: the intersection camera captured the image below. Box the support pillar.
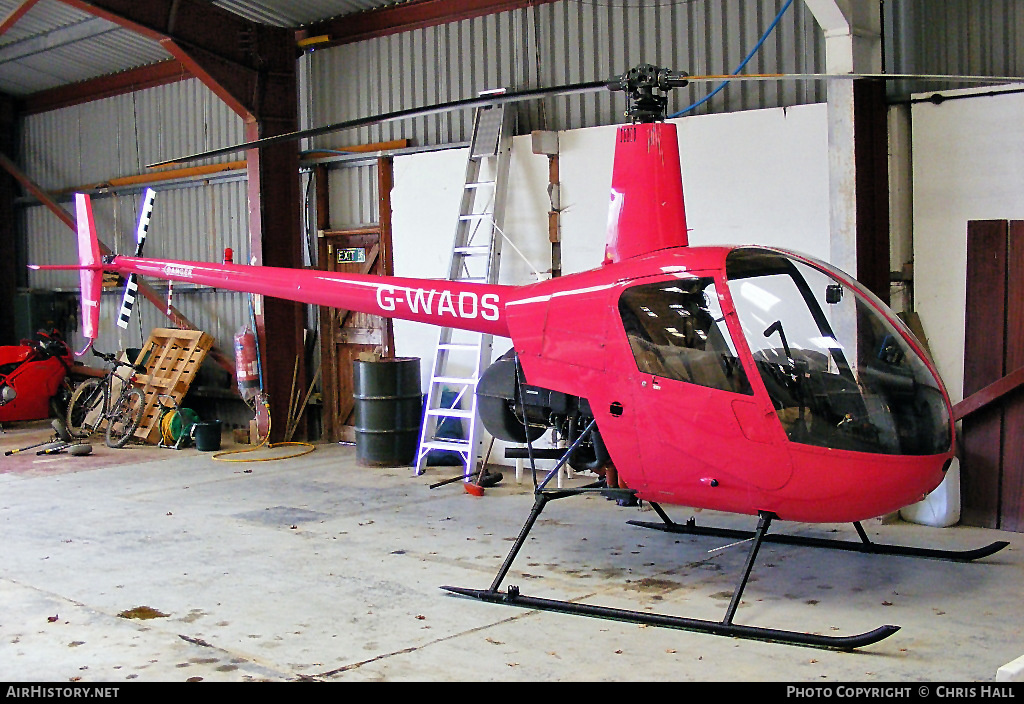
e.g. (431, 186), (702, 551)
(803, 0), (888, 301)
(244, 119), (304, 442)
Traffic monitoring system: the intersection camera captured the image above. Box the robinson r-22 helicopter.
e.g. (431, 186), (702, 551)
(34, 63), (1010, 650)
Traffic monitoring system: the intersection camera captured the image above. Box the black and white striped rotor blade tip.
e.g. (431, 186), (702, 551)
(118, 188), (155, 329)
(116, 273), (138, 330)
(134, 188), (156, 257)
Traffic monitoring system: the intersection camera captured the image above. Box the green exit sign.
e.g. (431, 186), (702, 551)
(337, 247), (366, 264)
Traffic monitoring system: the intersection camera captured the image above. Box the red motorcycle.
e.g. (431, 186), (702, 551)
(0, 329), (74, 423)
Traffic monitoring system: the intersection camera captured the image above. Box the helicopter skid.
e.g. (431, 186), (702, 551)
(448, 486), (901, 650)
(629, 507), (1009, 563)
(441, 585), (900, 650)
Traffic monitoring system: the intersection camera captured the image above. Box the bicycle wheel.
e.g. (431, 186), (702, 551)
(105, 386), (145, 448)
(66, 378), (105, 438)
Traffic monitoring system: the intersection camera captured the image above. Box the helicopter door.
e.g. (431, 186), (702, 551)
(616, 274), (794, 495)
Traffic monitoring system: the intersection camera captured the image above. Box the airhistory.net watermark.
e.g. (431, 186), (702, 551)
(6, 687), (119, 699)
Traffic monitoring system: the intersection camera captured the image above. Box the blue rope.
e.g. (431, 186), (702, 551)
(669, 0), (795, 118)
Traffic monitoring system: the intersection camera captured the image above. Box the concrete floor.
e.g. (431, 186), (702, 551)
(1, 419), (1022, 683)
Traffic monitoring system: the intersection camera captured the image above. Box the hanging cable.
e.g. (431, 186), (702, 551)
(669, 0), (795, 118)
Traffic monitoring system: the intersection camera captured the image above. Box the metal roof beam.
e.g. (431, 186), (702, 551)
(298, 0), (557, 50)
(55, 0), (293, 121)
(23, 59), (191, 115)
(0, 16), (117, 65)
(0, 0), (43, 39)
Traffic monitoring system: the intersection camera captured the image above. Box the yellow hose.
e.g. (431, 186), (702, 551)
(211, 402), (315, 463)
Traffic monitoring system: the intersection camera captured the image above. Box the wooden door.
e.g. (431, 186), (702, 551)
(317, 158), (396, 443)
(962, 219), (1024, 531)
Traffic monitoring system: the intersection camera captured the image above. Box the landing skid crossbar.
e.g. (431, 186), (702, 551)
(630, 503), (1009, 563)
(442, 487), (900, 650)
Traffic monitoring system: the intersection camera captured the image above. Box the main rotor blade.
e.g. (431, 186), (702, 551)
(147, 79), (609, 168)
(148, 69), (1021, 168)
(686, 71), (1024, 83)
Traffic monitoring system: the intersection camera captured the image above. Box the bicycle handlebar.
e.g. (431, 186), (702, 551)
(91, 347), (147, 374)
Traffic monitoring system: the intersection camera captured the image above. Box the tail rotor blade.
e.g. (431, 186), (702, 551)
(134, 188), (156, 257)
(116, 273), (138, 330)
(118, 188), (155, 330)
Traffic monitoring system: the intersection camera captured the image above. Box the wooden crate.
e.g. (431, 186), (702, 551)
(132, 328), (214, 443)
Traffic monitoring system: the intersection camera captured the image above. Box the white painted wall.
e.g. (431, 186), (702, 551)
(390, 102), (830, 466)
(390, 147), (467, 390)
(680, 103), (831, 257)
(555, 103), (832, 272)
(912, 84), (1024, 403)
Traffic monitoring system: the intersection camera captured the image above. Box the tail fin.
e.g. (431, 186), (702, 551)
(75, 193), (103, 344)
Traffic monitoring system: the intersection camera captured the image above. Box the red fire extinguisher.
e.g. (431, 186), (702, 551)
(234, 325), (260, 402)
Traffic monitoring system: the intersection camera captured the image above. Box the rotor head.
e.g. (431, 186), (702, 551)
(608, 64), (689, 123)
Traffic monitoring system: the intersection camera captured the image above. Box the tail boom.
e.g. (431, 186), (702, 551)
(34, 189), (511, 341)
(113, 256), (513, 338)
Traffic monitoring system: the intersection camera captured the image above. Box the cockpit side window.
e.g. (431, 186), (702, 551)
(619, 277), (752, 395)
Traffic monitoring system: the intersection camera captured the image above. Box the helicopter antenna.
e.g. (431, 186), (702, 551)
(607, 64), (689, 123)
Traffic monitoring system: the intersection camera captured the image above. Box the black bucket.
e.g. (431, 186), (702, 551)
(192, 420), (222, 452)
(353, 357), (422, 466)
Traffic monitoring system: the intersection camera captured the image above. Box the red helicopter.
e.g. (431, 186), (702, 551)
(33, 64), (1008, 649)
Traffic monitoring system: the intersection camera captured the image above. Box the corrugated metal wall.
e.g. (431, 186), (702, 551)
(303, 0), (826, 150)
(884, 0), (1024, 96)
(20, 78), (245, 189)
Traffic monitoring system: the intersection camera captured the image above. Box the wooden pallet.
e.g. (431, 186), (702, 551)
(132, 328), (214, 444)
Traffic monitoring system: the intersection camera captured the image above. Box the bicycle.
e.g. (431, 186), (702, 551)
(65, 348), (147, 448)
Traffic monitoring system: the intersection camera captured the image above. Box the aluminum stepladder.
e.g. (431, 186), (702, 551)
(414, 102), (514, 478)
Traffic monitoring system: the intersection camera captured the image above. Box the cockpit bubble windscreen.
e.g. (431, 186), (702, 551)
(725, 248), (951, 456)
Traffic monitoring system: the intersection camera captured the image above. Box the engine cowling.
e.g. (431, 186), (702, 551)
(476, 350), (610, 472)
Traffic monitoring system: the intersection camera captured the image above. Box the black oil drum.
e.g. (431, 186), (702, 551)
(353, 357), (422, 466)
